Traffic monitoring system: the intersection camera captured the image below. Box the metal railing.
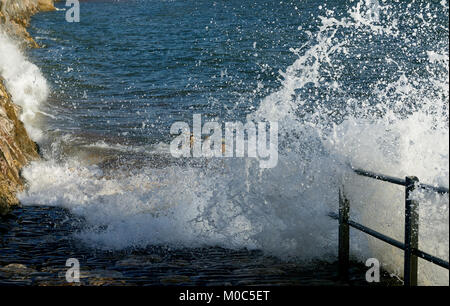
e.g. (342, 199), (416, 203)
(328, 167), (449, 286)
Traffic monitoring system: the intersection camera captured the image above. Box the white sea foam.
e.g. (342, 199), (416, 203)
(16, 0), (449, 285)
(249, 0), (449, 284)
(0, 29), (49, 141)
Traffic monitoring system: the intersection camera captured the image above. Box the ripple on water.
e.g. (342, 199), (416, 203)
(0, 206), (402, 286)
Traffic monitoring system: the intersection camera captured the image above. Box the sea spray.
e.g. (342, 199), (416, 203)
(250, 0), (449, 284)
(0, 29), (49, 141)
(16, 0), (448, 285)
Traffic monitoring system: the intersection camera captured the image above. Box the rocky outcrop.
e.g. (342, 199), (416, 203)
(0, 78), (39, 215)
(0, 0), (55, 47)
(0, 0), (53, 214)
(38, 0), (56, 12)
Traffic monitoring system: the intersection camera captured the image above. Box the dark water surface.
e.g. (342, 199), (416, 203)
(30, 0), (305, 142)
(0, 206), (400, 286)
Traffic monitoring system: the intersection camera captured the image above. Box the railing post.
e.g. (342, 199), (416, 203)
(338, 188), (350, 280)
(404, 176), (419, 286)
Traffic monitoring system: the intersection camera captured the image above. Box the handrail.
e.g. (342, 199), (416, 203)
(329, 167), (449, 286)
(328, 212), (449, 270)
(352, 167), (449, 195)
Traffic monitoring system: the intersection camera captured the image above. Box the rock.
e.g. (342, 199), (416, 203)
(0, 0), (47, 215)
(0, 263), (36, 275)
(82, 269), (124, 279)
(89, 278), (126, 286)
(159, 275), (192, 284)
(38, 0), (55, 12)
(0, 1), (55, 46)
(1, 0), (36, 47)
(0, 78), (40, 215)
(82, 270), (126, 286)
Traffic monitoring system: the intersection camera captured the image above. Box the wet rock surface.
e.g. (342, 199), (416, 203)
(0, 0), (55, 47)
(0, 0), (50, 214)
(0, 79), (40, 215)
(0, 205), (402, 286)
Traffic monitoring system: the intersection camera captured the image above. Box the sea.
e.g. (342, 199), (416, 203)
(0, 0), (448, 285)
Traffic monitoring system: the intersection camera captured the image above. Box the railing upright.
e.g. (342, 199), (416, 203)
(331, 168), (449, 286)
(404, 176), (419, 286)
(338, 188), (350, 281)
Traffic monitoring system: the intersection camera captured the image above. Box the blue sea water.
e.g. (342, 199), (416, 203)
(30, 0), (302, 143)
(28, 0), (447, 145)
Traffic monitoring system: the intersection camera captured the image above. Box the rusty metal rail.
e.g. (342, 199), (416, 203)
(329, 167), (449, 286)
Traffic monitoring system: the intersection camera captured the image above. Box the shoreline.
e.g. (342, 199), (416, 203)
(0, 0), (55, 215)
